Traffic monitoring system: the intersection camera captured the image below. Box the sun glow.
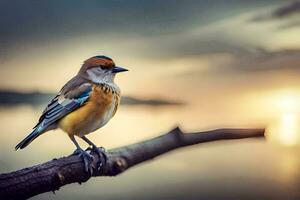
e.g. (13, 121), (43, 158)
(266, 90), (300, 147)
(276, 94), (300, 112)
(268, 112), (300, 146)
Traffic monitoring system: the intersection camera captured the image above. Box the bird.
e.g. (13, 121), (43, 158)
(15, 55), (128, 174)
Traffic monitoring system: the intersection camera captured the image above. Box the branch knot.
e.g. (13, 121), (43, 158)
(110, 157), (127, 175)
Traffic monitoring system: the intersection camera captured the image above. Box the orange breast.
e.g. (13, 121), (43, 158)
(58, 84), (119, 136)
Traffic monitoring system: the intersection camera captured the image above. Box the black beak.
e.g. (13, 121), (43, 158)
(112, 66), (128, 73)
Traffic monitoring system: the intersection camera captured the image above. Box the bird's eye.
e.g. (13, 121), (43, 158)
(98, 65), (105, 70)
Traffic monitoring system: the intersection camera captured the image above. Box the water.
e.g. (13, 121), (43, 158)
(1, 102), (300, 199)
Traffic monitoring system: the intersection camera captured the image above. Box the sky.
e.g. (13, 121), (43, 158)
(0, 0), (299, 99)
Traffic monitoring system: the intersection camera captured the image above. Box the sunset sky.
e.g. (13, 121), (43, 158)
(0, 0), (299, 98)
(1, 0), (300, 137)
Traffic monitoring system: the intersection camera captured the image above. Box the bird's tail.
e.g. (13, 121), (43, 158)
(15, 125), (45, 150)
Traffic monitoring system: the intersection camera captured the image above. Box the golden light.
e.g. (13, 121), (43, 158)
(275, 92), (300, 112)
(266, 90), (300, 147)
(268, 112), (300, 146)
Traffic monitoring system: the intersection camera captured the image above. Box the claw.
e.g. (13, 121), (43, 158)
(88, 146), (107, 171)
(73, 148), (94, 175)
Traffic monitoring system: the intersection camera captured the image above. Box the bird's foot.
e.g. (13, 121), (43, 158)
(73, 148), (94, 175)
(86, 146), (107, 171)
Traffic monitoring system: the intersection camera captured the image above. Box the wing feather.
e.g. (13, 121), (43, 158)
(34, 76), (92, 129)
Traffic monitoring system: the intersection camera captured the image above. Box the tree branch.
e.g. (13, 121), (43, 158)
(0, 126), (265, 200)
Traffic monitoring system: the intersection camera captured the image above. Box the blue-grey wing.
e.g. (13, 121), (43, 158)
(15, 77), (92, 150)
(35, 81), (92, 129)
(40, 75), (88, 115)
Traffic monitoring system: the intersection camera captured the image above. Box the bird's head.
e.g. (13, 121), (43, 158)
(79, 55), (128, 83)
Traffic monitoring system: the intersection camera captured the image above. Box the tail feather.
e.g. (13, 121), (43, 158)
(15, 126), (44, 150)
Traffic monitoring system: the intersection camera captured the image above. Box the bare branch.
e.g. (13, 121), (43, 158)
(0, 126), (265, 200)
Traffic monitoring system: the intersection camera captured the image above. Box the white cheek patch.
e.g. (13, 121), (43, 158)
(86, 68), (114, 83)
(86, 68), (105, 83)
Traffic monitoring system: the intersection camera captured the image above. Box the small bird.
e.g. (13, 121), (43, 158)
(15, 55), (128, 173)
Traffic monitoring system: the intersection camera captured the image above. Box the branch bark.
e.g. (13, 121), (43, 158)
(0, 126), (265, 199)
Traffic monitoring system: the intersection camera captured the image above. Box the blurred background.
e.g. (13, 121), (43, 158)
(1, 0), (300, 199)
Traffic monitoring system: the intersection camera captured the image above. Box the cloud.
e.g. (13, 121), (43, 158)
(228, 49), (300, 73)
(138, 11), (281, 59)
(252, 1), (300, 22)
(277, 20), (300, 29)
(181, 49), (300, 77)
(137, 1), (300, 62)
(272, 0), (300, 18)
(0, 0), (284, 59)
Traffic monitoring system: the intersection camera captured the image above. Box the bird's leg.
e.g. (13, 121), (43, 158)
(69, 135), (94, 175)
(81, 136), (107, 170)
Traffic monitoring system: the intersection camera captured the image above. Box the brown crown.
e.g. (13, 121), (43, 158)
(79, 56), (115, 74)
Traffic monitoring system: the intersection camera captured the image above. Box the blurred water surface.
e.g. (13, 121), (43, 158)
(1, 99), (300, 200)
